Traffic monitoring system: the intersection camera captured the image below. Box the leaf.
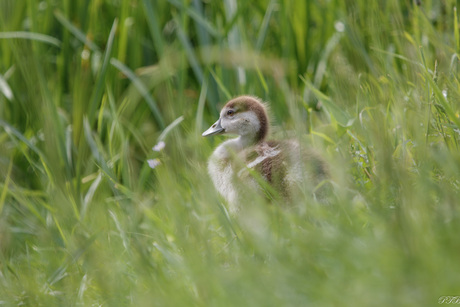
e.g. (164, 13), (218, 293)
(54, 10), (100, 51)
(158, 116), (185, 142)
(110, 58), (165, 129)
(0, 73), (14, 101)
(0, 31), (61, 47)
(300, 75), (350, 126)
(87, 19), (118, 125)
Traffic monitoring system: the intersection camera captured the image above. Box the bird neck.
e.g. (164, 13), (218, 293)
(212, 135), (259, 161)
(237, 134), (259, 148)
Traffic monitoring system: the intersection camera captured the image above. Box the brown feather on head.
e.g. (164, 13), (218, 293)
(224, 96), (269, 142)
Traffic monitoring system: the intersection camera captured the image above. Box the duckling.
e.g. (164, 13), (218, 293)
(202, 95), (328, 213)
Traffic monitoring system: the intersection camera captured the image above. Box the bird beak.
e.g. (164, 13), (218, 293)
(202, 118), (225, 137)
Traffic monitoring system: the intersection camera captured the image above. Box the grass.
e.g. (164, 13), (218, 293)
(0, 0), (460, 306)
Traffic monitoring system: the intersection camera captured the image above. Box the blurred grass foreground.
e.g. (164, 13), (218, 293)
(1, 0), (460, 306)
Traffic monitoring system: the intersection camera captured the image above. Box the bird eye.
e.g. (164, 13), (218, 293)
(227, 110), (235, 116)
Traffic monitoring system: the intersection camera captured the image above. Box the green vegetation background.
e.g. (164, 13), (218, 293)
(0, 0), (459, 306)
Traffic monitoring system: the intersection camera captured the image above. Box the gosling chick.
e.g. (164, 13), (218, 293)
(202, 95), (328, 213)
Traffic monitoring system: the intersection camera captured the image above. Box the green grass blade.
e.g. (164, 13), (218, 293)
(168, 0), (220, 38)
(0, 72), (13, 101)
(175, 15), (204, 84)
(158, 116), (184, 142)
(54, 10), (100, 51)
(0, 31), (61, 47)
(110, 58), (165, 129)
(0, 120), (46, 162)
(0, 159), (13, 215)
(425, 72), (460, 128)
(313, 32), (343, 87)
(81, 172), (102, 219)
(192, 0), (211, 46)
(256, 0), (276, 51)
(209, 68), (231, 100)
(300, 75), (350, 125)
(196, 77), (208, 134)
(87, 19), (118, 125)
(141, 0), (164, 57)
(454, 7), (459, 53)
(370, 46), (433, 74)
(83, 118), (131, 198)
